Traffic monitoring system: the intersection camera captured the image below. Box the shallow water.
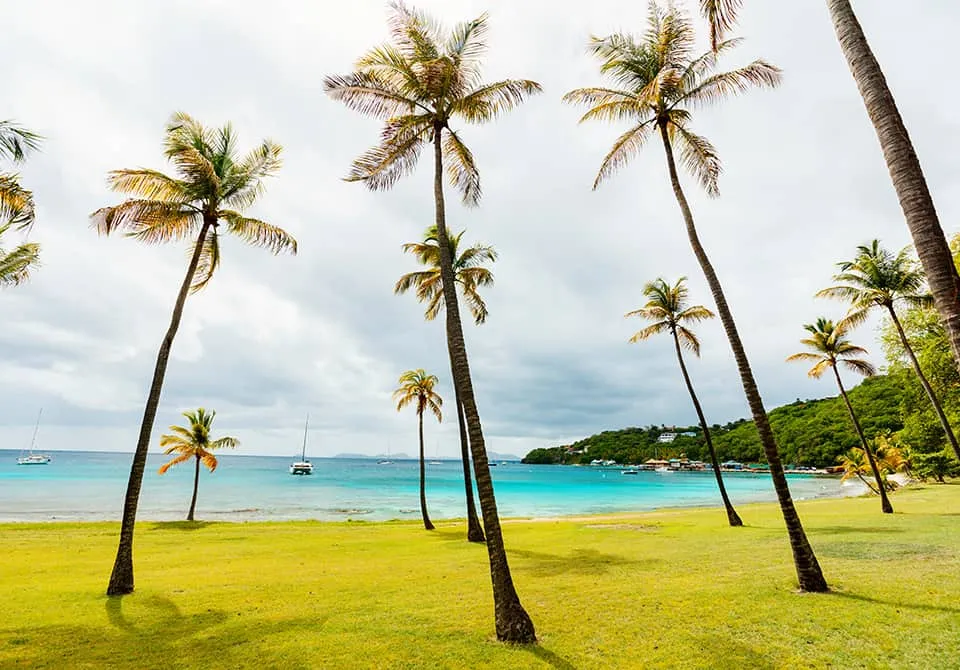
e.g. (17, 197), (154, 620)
(0, 450), (864, 522)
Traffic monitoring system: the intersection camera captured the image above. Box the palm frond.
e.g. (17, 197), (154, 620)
(219, 210), (297, 256)
(190, 228), (220, 293)
(158, 451), (193, 474)
(221, 140), (283, 210)
(699, 0), (743, 51)
(387, 1), (442, 63)
(106, 169), (191, 203)
(452, 79), (543, 123)
(0, 238), (41, 287)
(670, 121), (721, 197)
(0, 121), (42, 162)
(461, 283), (489, 324)
(0, 174), (36, 230)
(394, 270), (436, 295)
(200, 451), (219, 472)
(676, 326), (702, 356)
(677, 305), (715, 323)
(629, 321), (671, 342)
(90, 200), (201, 242)
(592, 121), (656, 190)
(842, 358), (876, 377)
(675, 60), (782, 109)
(346, 115), (431, 190)
(323, 71), (421, 119)
(442, 128), (481, 206)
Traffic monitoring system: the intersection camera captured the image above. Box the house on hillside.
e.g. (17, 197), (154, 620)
(657, 433), (677, 443)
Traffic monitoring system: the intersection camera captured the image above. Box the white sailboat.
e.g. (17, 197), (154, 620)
(428, 440), (442, 465)
(377, 440), (393, 465)
(17, 409), (51, 465)
(289, 414), (313, 475)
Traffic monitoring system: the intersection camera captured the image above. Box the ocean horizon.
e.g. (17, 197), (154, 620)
(0, 450), (864, 523)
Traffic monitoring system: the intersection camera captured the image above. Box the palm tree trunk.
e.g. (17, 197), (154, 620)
(657, 122), (828, 592)
(456, 393), (485, 542)
(418, 408), (434, 530)
(832, 365), (893, 513)
(432, 121), (535, 642)
(187, 454), (200, 522)
(106, 220), (212, 596)
(887, 305), (960, 461)
(671, 330), (743, 527)
(827, 0), (960, 372)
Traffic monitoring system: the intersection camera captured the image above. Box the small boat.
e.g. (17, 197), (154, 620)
(377, 441), (394, 465)
(17, 409), (51, 465)
(621, 469), (639, 475)
(289, 414), (313, 476)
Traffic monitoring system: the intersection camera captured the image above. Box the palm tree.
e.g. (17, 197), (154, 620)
(818, 241), (960, 462)
(701, 0), (960, 382)
(787, 318), (892, 513)
(563, 2), (827, 592)
(0, 121), (42, 286)
(396, 225), (495, 543)
(627, 277), (743, 527)
(325, 2), (540, 641)
(92, 112), (297, 596)
(393, 369), (443, 531)
(158, 408), (239, 521)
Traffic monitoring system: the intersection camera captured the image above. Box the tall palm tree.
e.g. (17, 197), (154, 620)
(563, 2), (827, 592)
(91, 112), (297, 596)
(700, 0), (960, 381)
(787, 318), (892, 513)
(325, 2), (540, 641)
(393, 369), (443, 531)
(627, 277), (743, 527)
(396, 225), (495, 543)
(0, 121), (42, 286)
(818, 241), (960, 461)
(158, 408), (239, 521)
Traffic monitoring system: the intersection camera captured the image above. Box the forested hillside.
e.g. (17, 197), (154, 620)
(522, 374), (905, 468)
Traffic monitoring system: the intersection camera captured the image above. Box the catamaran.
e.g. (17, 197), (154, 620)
(289, 414), (313, 475)
(17, 409), (51, 465)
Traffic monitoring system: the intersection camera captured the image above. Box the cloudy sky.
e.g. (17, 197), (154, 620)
(3, 1), (957, 459)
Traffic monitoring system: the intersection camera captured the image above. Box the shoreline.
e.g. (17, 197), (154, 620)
(0, 478), (870, 525)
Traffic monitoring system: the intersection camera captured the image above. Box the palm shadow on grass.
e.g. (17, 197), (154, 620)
(4, 594), (327, 669)
(828, 589), (960, 615)
(148, 521), (216, 531)
(509, 548), (660, 578)
(813, 526), (905, 535)
(521, 644), (578, 669)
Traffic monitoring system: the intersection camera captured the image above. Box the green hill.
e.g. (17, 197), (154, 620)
(522, 373), (905, 468)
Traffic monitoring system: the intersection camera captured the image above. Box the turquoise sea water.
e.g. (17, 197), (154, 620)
(0, 450), (863, 522)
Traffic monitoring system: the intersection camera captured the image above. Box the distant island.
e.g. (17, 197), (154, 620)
(523, 374), (902, 469)
(331, 451), (522, 461)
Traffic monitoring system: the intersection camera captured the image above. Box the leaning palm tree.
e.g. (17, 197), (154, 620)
(787, 318), (892, 513)
(325, 2), (540, 641)
(92, 112), (297, 596)
(158, 408), (239, 521)
(396, 225), (495, 543)
(701, 1), (960, 381)
(627, 277), (743, 527)
(393, 369), (443, 531)
(818, 241), (960, 462)
(563, 2), (827, 591)
(0, 121), (42, 286)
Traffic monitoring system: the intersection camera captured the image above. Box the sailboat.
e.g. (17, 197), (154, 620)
(17, 409), (51, 465)
(428, 440), (442, 465)
(376, 440), (393, 465)
(289, 414), (313, 475)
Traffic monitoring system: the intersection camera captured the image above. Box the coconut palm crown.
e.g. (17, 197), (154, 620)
(91, 112), (297, 291)
(0, 120), (42, 286)
(562, 2), (780, 194)
(395, 226), (496, 324)
(627, 276), (714, 355)
(786, 318), (877, 380)
(393, 368), (443, 422)
(818, 240), (932, 326)
(322, 2), (541, 204)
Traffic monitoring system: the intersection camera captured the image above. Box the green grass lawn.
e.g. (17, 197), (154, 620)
(2, 485), (958, 669)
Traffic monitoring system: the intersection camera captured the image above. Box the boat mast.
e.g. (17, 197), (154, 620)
(301, 413), (309, 460)
(29, 408), (43, 454)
